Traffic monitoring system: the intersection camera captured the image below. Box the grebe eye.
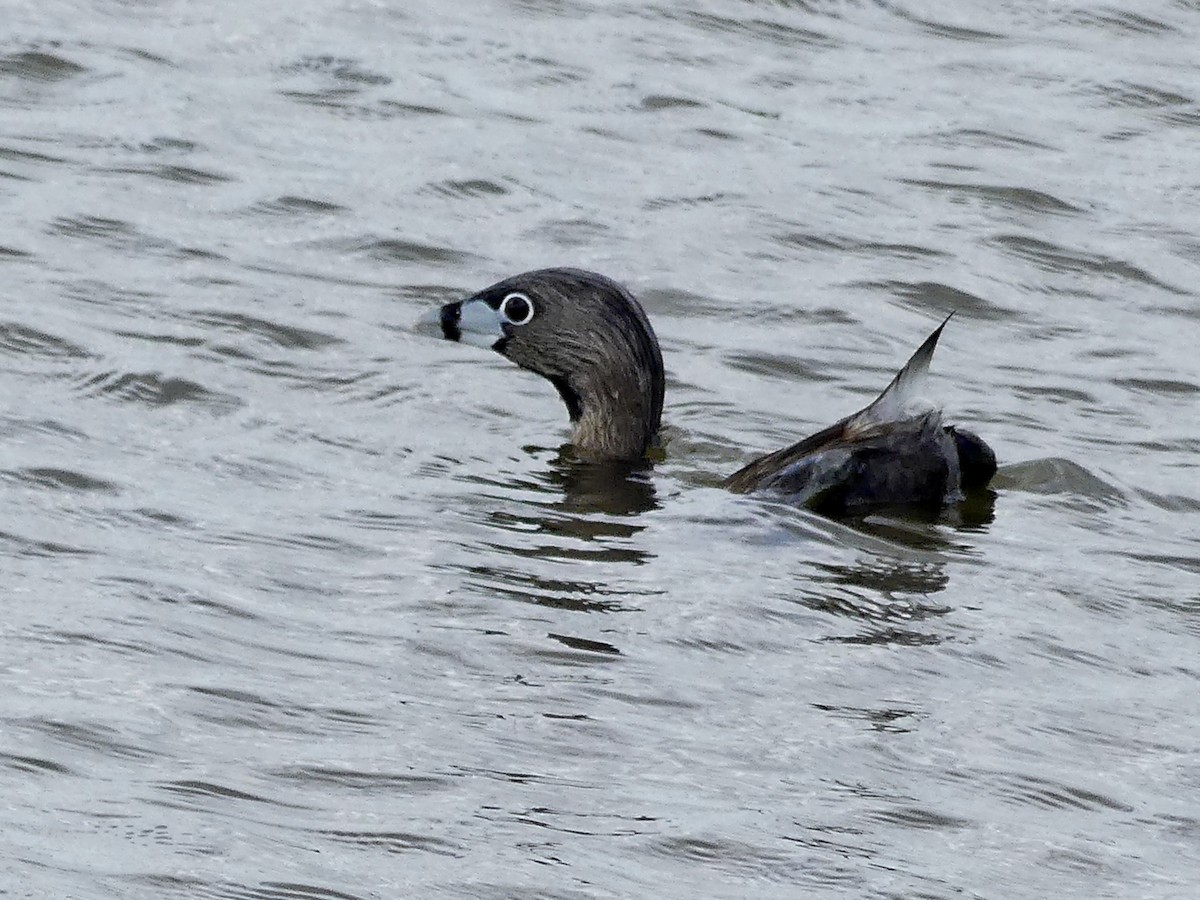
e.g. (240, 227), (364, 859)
(499, 292), (534, 325)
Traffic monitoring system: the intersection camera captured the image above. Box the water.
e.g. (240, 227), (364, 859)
(3, 1), (1199, 897)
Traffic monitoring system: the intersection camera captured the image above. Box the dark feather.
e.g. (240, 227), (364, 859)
(724, 314), (971, 510)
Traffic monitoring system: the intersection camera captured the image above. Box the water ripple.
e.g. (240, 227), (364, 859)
(184, 685), (379, 736)
(192, 310), (343, 351)
(858, 279), (1014, 321)
(929, 127), (1057, 151)
(989, 770), (1134, 813)
(4, 466), (118, 493)
(866, 805), (972, 829)
(0, 321), (90, 358)
(275, 55), (445, 119)
(995, 458), (1127, 508)
(1113, 376), (1199, 397)
(246, 195), (346, 217)
(270, 765), (450, 794)
(16, 717), (155, 761)
(771, 229), (947, 261)
(648, 834), (801, 883)
(48, 216), (221, 261)
(95, 163), (233, 185)
(70, 369), (241, 411)
(219, 884), (367, 900)
(0, 750), (74, 776)
(1074, 9), (1176, 34)
(878, 2), (1009, 42)
(318, 829), (462, 856)
(423, 178), (511, 200)
(900, 179), (1084, 216)
(680, 10), (838, 50)
(155, 779), (309, 810)
(333, 235), (477, 265)
(0, 49), (87, 82)
(0, 527), (93, 557)
(279, 55), (392, 86)
(130, 878), (368, 900)
(992, 234), (1185, 293)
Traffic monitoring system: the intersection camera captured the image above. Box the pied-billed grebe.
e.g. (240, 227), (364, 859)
(425, 268), (996, 515)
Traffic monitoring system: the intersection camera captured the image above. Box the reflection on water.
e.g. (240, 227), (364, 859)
(814, 556), (952, 600)
(796, 557), (953, 646)
(542, 445), (660, 518)
(849, 488), (997, 548)
(458, 561), (652, 613)
(440, 447), (661, 614)
(457, 440), (983, 624)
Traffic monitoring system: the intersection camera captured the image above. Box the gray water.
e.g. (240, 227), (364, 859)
(3, 1), (1199, 897)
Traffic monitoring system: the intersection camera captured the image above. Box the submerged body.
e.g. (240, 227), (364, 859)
(721, 315), (996, 514)
(426, 268), (996, 514)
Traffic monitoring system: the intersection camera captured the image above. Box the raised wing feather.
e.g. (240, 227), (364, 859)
(723, 315), (956, 506)
(858, 312), (952, 426)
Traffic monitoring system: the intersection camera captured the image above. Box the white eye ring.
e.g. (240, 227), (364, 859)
(499, 292), (535, 325)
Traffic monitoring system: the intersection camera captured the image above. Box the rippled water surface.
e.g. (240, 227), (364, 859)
(4, 1), (1200, 897)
